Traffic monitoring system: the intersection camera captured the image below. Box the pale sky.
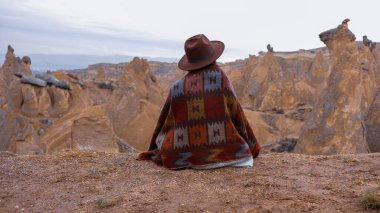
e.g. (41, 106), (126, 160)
(1, 0), (379, 62)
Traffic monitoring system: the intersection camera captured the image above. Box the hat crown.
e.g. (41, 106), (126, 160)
(184, 34), (214, 63)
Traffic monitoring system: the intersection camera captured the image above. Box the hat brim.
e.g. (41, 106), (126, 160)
(178, 41), (224, 71)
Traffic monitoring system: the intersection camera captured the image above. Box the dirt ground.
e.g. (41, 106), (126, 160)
(0, 151), (379, 213)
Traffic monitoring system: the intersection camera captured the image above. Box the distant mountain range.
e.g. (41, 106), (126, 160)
(0, 54), (179, 72)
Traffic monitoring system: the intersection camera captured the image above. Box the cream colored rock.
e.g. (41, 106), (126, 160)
(47, 85), (70, 117)
(95, 66), (107, 82)
(246, 52), (277, 109)
(365, 93), (380, 152)
(37, 88), (51, 117)
(7, 77), (23, 109)
(149, 61), (184, 95)
(295, 81), (315, 106)
(41, 117), (73, 154)
(71, 106), (119, 153)
(0, 111), (18, 152)
(107, 57), (164, 150)
(260, 80), (297, 111)
(310, 51), (329, 83)
(20, 56), (32, 76)
(20, 84), (39, 117)
(227, 56), (258, 107)
(244, 109), (304, 153)
(244, 109), (282, 145)
(358, 44), (379, 110)
(0, 71), (5, 108)
(120, 100), (160, 151)
(11, 115), (43, 155)
(295, 20), (372, 154)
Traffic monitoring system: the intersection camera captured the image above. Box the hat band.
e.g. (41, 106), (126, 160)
(187, 47), (214, 64)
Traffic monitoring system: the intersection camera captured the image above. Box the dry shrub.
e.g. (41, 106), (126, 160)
(359, 188), (380, 210)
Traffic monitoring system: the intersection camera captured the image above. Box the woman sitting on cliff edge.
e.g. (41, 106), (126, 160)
(138, 34), (260, 169)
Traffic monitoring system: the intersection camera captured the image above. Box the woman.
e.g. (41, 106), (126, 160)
(138, 34), (260, 169)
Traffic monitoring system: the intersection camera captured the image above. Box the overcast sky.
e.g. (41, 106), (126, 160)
(0, 0), (379, 62)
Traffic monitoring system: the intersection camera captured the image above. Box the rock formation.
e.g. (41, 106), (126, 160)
(71, 106), (119, 153)
(0, 46), (131, 154)
(35, 73), (72, 90)
(149, 61), (184, 95)
(295, 19), (377, 154)
(2, 18), (380, 155)
(363, 35), (376, 51)
(244, 51), (298, 111)
(106, 57), (163, 150)
(95, 66), (107, 82)
(46, 85), (71, 117)
(18, 74), (47, 87)
(365, 93), (380, 152)
(267, 44), (274, 53)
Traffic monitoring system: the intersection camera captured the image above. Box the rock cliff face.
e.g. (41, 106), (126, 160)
(0, 46), (37, 153)
(295, 20), (377, 154)
(219, 48), (328, 152)
(225, 49), (328, 113)
(2, 19), (380, 155)
(106, 57), (163, 150)
(71, 106), (119, 153)
(250, 52), (297, 111)
(221, 20), (380, 154)
(365, 93), (380, 152)
(0, 47), (128, 154)
(149, 61), (184, 95)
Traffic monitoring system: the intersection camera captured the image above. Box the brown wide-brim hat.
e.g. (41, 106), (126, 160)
(178, 34), (224, 71)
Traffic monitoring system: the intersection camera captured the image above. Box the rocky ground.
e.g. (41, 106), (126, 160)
(0, 151), (379, 212)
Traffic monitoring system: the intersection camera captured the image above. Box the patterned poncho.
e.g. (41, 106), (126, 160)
(138, 64), (260, 169)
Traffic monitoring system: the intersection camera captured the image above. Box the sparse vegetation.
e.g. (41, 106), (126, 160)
(244, 209), (258, 213)
(243, 180), (256, 188)
(271, 107), (284, 114)
(88, 168), (98, 177)
(342, 156), (359, 163)
(98, 82), (115, 91)
(359, 188), (380, 210)
(270, 138), (298, 153)
(95, 196), (123, 209)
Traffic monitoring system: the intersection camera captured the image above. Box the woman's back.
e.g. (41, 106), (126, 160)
(139, 64), (260, 169)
